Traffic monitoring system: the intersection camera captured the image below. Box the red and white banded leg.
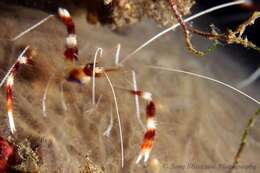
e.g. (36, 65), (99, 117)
(6, 48), (33, 134)
(130, 90), (156, 164)
(58, 8), (79, 62)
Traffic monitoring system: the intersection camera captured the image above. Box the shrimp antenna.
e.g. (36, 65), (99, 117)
(11, 15), (54, 41)
(104, 72), (124, 168)
(132, 70), (145, 131)
(146, 65), (260, 105)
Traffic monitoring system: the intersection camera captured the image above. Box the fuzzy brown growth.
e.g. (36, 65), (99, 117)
(144, 0), (195, 27)
(110, 0), (195, 29)
(1, 0), (195, 29)
(80, 156), (104, 173)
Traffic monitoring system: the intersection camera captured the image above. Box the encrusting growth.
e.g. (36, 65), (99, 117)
(168, 0), (204, 56)
(226, 11), (260, 52)
(167, 0), (260, 56)
(228, 108), (260, 173)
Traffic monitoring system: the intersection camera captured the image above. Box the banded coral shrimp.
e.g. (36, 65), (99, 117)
(0, 1), (260, 173)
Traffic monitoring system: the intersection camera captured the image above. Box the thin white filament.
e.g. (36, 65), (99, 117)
(60, 81), (68, 111)
(103, 107), (114, 137)
(96, 94), (103, 107)
(132, 70), (145, 131)
(92, 48), (103, 105)
(104, 72), (124, 168)
(42, 76), (53, 117)
(120, 0), (246, 64)
(115, 43), (121, 65)
(11, 15), (54, 41)
(237, 67), (260, 89)
(0, 46), (30, 88)
(147, 65), (260, 105)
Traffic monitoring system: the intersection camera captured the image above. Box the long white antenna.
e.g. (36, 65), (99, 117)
(147, 65), (260, 105)
(11, 15), (54, 41)
(104, 72), (124, 168)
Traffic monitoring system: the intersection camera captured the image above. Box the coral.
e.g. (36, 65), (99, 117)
(0, 0), (196, 28)
(108, 0), (195, 29)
